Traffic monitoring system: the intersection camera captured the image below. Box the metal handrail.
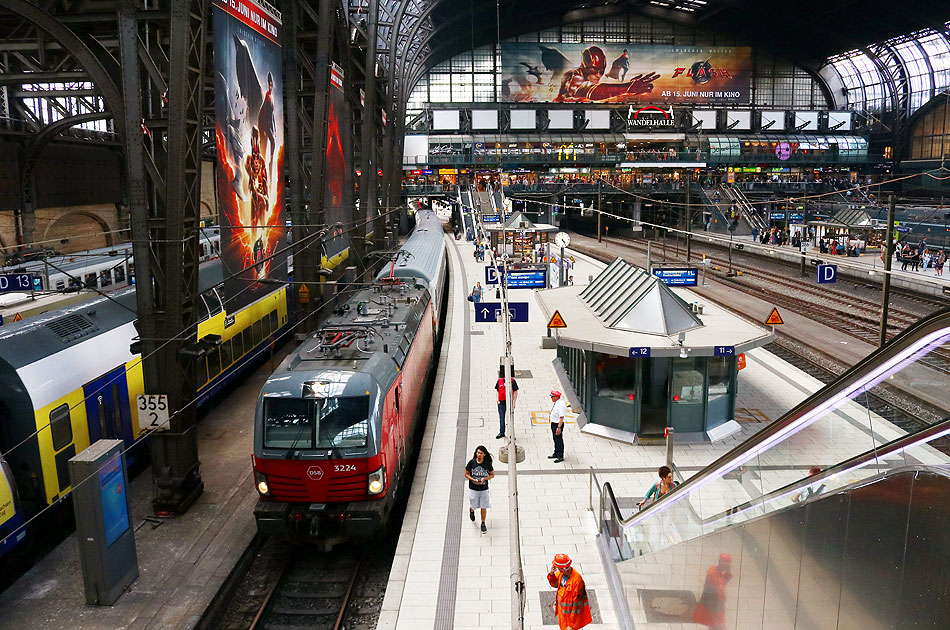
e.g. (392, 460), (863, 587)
(592, 307), (950, 540)
(693, 415), (950, 527)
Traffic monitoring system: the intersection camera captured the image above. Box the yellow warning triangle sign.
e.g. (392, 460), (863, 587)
(298, 284), (310, 304)
(764, 307), (784, 326)
(12, 312), (22, 323)
(547, 310), (567, 328)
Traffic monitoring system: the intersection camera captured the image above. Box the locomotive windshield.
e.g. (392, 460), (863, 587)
(263, 396), (370, 450)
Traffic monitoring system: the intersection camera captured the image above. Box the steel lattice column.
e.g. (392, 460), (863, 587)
(118, 0), (205, 514)
(302, 0), (335, 326)
(359, 0), (380, 257)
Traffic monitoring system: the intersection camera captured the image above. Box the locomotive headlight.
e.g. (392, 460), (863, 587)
(367, 465), (385, 495)
(254, 470), (270, 496)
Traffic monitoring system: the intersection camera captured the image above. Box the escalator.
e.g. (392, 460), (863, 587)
(592, 308), (950, 629)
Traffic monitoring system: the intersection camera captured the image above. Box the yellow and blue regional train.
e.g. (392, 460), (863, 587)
(0, 259), (291, 558)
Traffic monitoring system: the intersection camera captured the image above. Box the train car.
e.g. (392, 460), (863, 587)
(0, 258), (289, 557)
(1, 230), (221, 294)
(251, 208), (447, 548)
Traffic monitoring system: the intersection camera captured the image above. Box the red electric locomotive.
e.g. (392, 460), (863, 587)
(252, 209), (447, 547)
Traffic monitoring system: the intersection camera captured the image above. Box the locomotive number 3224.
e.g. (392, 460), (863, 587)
(334, 464), (357, 472)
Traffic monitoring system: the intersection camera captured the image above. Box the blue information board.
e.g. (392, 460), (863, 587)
(769, 212), (786, 220)
(482, 215), (501, 223)
(506, 269), (547, 289)
(714, 346), (736, 356)
(652, 267), (698, 287)
(628, 347), (651, 358)
(485, 266), (546, 288)
(98, 455), (130, 547)
(0, 273), (33, 293)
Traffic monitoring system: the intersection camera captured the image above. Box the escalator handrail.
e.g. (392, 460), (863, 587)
(595, 307), (950, 532)
(693, 415), (950, 527)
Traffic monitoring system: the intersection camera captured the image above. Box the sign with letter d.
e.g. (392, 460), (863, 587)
(817, 264), (837, 284)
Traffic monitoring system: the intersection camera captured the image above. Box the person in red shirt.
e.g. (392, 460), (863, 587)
(547, 554), (592, 630)
(494, 367), (519, 439)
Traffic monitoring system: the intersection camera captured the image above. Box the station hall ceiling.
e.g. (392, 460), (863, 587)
(421, 0), (950, 74)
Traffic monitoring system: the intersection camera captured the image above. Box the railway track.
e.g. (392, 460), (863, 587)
(570, 233), (950, 377)
(250, 548), (362, 630)
(199, 537), (389, 630)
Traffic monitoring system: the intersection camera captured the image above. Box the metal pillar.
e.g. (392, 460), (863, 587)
(596, 178), (602, 243)
(685, 177), (692, 262)
(303, 0), (334, 328)
(282, 4), (304, 325)
(360, 0), (380, 258)
(879, 195), (896, 347)
(118, 0), (205, 514)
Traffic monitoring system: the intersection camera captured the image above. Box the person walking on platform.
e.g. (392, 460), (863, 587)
(465, 445), (494, 533)
(548, 390), (567, 463)
(495, 367), (519, 439)
(547, 554), (592, 630)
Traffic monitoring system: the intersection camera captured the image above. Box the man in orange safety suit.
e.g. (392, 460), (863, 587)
(546, 553), (592, 630)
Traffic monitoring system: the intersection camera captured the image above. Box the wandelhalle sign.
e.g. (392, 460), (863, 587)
(627, 105), (676, 127)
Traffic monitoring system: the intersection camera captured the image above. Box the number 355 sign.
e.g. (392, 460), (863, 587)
(136, 394), (170, 432)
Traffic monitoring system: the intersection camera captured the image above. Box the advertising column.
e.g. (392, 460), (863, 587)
(212, 0), (287, 310)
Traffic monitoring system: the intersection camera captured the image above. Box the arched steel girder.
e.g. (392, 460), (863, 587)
(1, 0), (126, 142)
(24, 111), (113, 159)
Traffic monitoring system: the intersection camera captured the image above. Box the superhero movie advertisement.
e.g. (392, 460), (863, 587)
(500, 43), (751, 104)
(323, 61), (351, 267)
(212, 0), (286, 311)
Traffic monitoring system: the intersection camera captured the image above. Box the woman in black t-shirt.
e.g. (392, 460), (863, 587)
(465, 445), (494, 533)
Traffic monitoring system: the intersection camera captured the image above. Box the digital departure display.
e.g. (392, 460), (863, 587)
(98, 455), (129, 547)
(652, 267), (698, 287)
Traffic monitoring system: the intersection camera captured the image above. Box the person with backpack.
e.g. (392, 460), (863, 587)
(494, 367), (519, 439)
(637, 465), (679, 508)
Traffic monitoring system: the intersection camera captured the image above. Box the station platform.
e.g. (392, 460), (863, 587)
(0, 352), (284, 629)
(724, 232), (950, 297)
(377, 231), (887, 629)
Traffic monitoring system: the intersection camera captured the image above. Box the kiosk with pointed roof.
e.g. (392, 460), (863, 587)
(537, 259), (774, 443)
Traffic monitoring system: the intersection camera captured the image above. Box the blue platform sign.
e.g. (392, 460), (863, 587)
(817, 264), (837, 284)
(769, 212), (786, 220)
(507, 268), (546, 289)
(896, 226), (911, 233)
(0, 273), (33, 293)
(629, 347), (651, 358)
(474, 302), (529, 323)
(652, 267), (698, 287)
(485, 266), (547, 288)
(482, 215), (501, 223)
(714, 346), (736, 356)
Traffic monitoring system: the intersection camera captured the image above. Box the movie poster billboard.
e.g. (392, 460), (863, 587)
(500, 43), (751, 104)
(212, 0), (286, 310)
(322, 61), (350, 269)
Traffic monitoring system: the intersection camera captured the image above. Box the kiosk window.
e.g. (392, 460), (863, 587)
(707, 357), (732, 402)
(50, 404), (73, 451)
(594, 355), (638, 401)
